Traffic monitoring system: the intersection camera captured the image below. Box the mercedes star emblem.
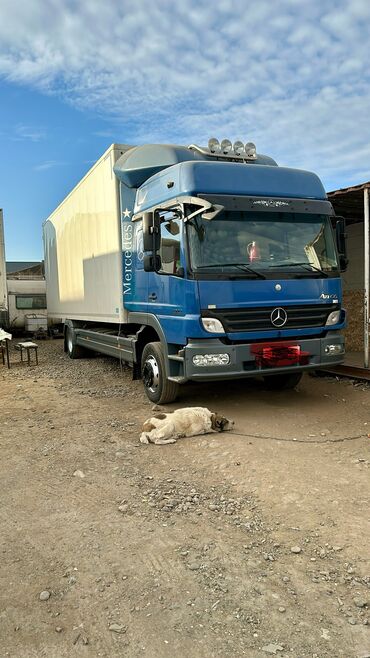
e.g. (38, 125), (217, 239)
(270, 307), (288, 328)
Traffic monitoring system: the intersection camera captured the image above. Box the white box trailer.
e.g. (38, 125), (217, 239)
(43, 144), (132, 324)
(0, 209), (7, 312)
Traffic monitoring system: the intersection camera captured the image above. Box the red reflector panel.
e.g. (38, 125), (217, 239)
(251, 342), (310, 368)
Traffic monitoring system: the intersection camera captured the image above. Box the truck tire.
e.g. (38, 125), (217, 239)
(141, 342), (179, 404)
(65, 326), (87, 359)
(263, 372), (303, 391)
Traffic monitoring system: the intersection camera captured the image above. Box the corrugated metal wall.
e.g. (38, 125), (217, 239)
(342, 223), (364, 351)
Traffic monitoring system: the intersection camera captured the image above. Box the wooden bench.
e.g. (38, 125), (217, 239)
(17, 341), (39, 366)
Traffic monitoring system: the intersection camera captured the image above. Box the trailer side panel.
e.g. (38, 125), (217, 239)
(44, 144), (131, 323)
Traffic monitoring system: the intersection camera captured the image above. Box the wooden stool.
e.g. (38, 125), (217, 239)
(17, 341), (39, 366)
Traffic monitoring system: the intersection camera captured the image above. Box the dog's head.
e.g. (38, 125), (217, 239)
(211, 413), (234, 432)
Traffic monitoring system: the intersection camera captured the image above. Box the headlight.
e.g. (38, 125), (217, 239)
(245, 142), (256, 157)
(201, 317), (225, 333)
(192, 353), (230, 366)
(326, 310), (341, 326)
(208, 137), (221, 153)
(233, 140), (244, 156)
(220, 139), (232, 154)
(325, 344), (345, 355)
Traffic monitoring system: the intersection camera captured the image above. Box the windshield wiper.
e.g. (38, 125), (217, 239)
(195, 263), (266, 279)
(269, 262), (329, 278)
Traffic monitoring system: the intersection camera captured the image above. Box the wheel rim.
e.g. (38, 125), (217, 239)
(142, 355), (160, 394)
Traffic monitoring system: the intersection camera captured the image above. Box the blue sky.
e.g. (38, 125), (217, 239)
(1, 0), (370, 260)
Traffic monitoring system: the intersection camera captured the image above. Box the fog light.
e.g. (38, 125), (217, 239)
(192, 353), (230, 367)
(201, 317), (225, 333)
(324, 344), (344, 355)
(326, 310), (341, 325)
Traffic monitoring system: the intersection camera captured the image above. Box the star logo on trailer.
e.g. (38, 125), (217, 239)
(122, 208), (131, 218)
(270, 307), (288, 328)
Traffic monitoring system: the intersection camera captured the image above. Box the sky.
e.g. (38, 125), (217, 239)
(0, 0), (370, 261)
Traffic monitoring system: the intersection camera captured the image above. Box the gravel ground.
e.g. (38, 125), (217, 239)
(0, 339), (369, 658)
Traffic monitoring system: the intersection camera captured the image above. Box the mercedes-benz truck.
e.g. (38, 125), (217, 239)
(43, 140), (347, 403)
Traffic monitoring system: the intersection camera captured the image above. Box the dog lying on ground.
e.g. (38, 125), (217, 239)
(140, 407), (234, 445)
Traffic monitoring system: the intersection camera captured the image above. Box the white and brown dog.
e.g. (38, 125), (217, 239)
(140, 406), (234, 445)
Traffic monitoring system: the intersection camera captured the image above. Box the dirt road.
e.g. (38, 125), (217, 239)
(0, 340), (369, 658)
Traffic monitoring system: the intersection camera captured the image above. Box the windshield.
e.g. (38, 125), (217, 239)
(187, 210), (338, 275)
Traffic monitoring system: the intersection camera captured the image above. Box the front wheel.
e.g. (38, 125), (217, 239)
(141, 342), (179, 404)
(263, 372), (303, 391)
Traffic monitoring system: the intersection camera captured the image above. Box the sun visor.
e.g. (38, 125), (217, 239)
(113, 144), (205, 188)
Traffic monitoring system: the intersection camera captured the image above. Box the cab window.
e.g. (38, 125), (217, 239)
(158, 213), (182, 275)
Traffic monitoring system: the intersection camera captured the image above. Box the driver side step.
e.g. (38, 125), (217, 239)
(76, 328), (135, 363)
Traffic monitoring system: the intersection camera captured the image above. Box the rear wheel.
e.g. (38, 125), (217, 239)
(263, 372), (303, 391)
(65, 326), (88, 359)
(141, 342), (179, 404)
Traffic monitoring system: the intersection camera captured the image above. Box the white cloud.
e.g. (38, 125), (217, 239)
(93, 130), (116, 138)
(13, 123), (46, 141)
(33, 160), (66, 171)
(0, 0), (369, 187)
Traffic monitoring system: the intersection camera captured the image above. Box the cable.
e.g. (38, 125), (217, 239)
(230, 431), (368, 444)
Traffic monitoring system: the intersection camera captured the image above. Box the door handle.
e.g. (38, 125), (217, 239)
(149, 293), (157, 301)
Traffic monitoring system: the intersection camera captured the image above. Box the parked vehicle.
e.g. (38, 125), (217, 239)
(44, 140), (347, 403)
(6, 278), (47, 332)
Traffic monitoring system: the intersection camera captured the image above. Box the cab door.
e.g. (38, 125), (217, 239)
(133, 223), (148, 312)
(147, 211), (187, 343)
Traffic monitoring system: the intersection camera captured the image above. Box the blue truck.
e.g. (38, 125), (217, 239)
(44, 139), (347, 403)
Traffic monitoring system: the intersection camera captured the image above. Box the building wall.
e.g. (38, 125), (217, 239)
(0, 209), (6, 311)
(342, 223), (364, 351)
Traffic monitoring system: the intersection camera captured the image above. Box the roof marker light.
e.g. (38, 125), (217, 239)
(245, 142), (257, 157)
(233, 140), (244, 156)
(208, 138), (221, 153)
(221, 139), (232, 154)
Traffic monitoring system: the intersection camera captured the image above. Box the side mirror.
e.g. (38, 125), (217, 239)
(164, 220), (180, 236)
(143, 211), (160, 252)
(339, 253), (348, 272)
(144, 254), (162, 272)
(335, 216), (348, 272)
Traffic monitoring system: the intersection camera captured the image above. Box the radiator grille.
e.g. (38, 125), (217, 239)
(202, 305), (339, 332)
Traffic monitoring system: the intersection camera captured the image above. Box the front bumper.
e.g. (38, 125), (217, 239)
(182, 333), (345, 381)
